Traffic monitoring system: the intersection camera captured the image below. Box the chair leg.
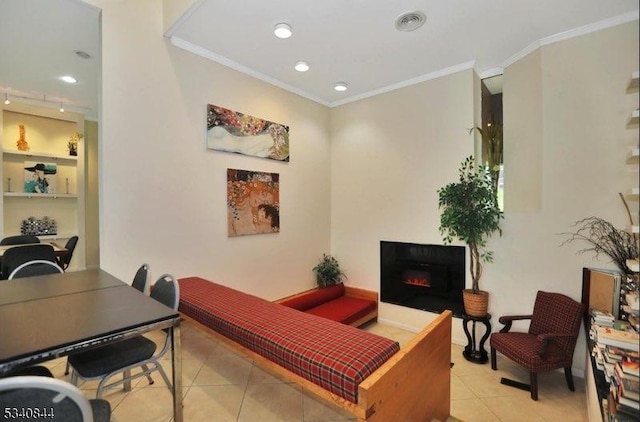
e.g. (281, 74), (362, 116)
(123, 370), (132, 392)
(529, 372), (538, 401)
(490, 347), (497, 370)
(141, 364), (155, 385)
(64, 359), (70, 375)
(564, 367), (575, 391)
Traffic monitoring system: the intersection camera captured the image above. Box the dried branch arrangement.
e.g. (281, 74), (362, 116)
(561, 216), (639, 274)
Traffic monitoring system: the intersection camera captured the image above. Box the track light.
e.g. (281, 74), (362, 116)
(3, 93), (9, 105)
(59, 102), (64, 113)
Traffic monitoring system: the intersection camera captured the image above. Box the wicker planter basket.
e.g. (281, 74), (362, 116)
(463, 289), (489, 317)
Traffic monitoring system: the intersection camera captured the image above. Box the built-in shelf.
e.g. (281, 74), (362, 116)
(627, 71), (639, 92)
(3, 192), (77, 199)
(628, 109), (640, 127)
(2, 149), (78, 163)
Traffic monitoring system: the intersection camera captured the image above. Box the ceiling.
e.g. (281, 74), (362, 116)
(1, 1), (638, 118)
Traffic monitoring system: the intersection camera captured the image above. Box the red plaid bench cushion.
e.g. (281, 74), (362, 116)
(178, 277), (400, 403)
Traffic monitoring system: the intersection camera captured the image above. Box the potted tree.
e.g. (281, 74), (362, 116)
(438, 156), (503, 316)
(313, 254), (346, 288)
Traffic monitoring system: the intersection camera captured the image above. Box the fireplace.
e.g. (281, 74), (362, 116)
(380, 241), (465, 316)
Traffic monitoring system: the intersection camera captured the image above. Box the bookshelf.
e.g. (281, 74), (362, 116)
(582, 268), (640, 421)
(0, 102), (86, 268)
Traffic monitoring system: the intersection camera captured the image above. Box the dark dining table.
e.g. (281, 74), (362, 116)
(0, 268), (183, 421)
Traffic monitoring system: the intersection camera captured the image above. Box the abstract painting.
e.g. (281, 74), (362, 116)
(227, 168), (280, 237)
(24, 161), (57, 194)
(207, 104), (290, 162)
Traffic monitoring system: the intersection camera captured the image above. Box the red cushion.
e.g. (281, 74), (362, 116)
(306, 296), (377, 325)
(178, 277), (398, 403)
(278, 284), (345, 311)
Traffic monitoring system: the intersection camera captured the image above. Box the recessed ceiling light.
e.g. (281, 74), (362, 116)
(274, 23), (292, 39)
(394, 11), (426, 32)
(295, 61), (309, 72)
(334, 82), (348, 92)
(60, 75), (77, 84)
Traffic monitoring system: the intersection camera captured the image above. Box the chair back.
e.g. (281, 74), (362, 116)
(529, 291), (584, 357)
(9, 260), (64, 279)
(150, 274), (180, 310)
(0, 235), (40, 245)
(59, 236), (79, 270)
(0, 376), (95, 422)
(1, 244), (57, 280)
(132, 263), (150, 294)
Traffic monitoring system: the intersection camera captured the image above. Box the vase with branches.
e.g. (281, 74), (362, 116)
(561, 208), (639, 275)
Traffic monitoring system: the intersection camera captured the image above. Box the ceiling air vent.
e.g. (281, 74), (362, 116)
(394, 11), (426, 32)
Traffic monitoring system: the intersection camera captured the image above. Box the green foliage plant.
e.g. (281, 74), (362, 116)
(469, 121), (503, 192)
(438, 156), (504, 294)
(313, 254), (346, 288)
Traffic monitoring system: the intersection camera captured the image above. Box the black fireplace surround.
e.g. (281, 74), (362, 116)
(380, 241), (465, 317)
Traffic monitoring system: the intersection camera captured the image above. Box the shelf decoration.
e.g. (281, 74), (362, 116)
(24, 161), (57, 194)
(21, 216), (57, 236)
(207, 104), (290, 162)
(67, 132), (83, 156)
(16, 124), (29, 151)
(227, 168), (280, 237)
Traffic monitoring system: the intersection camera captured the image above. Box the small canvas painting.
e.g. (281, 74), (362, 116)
(227, 168), (280, 237)
(207, 104), (290, 162)
(24, 161), (57, 194)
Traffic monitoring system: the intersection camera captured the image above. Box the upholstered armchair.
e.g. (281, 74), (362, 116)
(490, 291), (584, 400)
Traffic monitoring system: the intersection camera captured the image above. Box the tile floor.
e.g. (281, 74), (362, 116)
(44, 319), (588, 422)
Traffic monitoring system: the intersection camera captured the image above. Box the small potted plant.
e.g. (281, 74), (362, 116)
(313, 254), (346, 288)
(438, 156), (503, 316)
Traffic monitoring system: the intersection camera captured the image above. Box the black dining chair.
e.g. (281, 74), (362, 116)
(1, 244), (57, 280)
(0, 235), (40, 245)
(64, 262), (152, 377)
(56, 236), (79, 271)
(68, 274), (179, 398)
(132, 263), (150, 294)
(0, 376), (111, 422)
(8, 260), (64, 279)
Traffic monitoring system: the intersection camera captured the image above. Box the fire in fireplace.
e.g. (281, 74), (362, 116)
(380, 241), (465, 316)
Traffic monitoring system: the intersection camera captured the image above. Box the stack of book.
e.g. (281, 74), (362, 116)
(590, 309), (640, 421)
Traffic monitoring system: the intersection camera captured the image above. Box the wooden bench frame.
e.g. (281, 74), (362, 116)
(274, 285), (379, 327)
(181, 309), (452, 421)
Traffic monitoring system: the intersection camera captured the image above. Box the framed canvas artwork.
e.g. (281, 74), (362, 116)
(227, 168), (280, 237)
(207, 104), (290, 162)
(24, 161), (57, 194)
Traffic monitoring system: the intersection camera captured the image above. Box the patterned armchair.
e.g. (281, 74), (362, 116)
(490, 291), (584, 400)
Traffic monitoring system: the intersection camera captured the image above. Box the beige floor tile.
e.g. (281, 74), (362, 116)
(193, 352), (253, 386)
(183, 384), (246, 422)
(451, 374), (477, 400)
(238, 382), (304, 422)
(450, 398), (500, 422)
(480, 396), (546, 421)
(110, 385), (174, 422)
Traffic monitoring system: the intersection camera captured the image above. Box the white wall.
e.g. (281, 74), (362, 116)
(93, 0), (331, 300)
(329, 21), (639, 374)
(91, 0), (637, 375)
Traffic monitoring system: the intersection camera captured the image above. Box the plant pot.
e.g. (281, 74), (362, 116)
(463, 289), (489, 317)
